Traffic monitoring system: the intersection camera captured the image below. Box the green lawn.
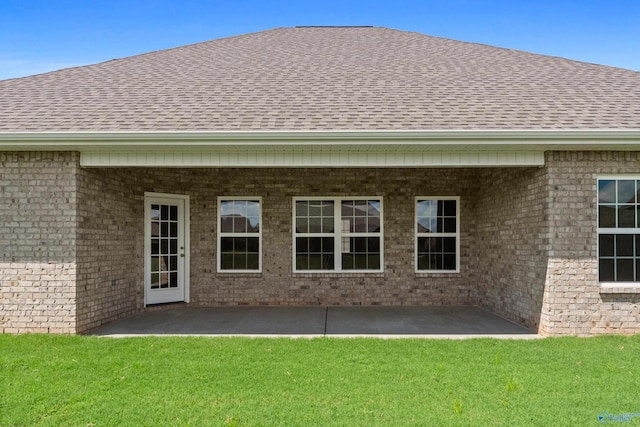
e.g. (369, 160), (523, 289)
(2, 335), (639, 426)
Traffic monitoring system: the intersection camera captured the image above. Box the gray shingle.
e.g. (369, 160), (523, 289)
(0, 26), (639, 131)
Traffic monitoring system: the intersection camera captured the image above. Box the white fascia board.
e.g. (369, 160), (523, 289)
(0, 129), (639, 149)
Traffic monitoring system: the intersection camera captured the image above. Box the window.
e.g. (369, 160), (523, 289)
(415, 197), (459, 272)
(218, 198), (261, 272)
(293, 198), (382, 272)
(598, 178), (640, 283)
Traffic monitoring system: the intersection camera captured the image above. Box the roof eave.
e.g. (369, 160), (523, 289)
(0, 129), (639, 150)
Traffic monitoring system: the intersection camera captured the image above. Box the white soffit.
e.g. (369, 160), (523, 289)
(0, 130), (638, 167)
(78, 148), (542, 167)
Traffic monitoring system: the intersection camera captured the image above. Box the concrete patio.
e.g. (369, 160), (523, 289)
(89, 306), (539, 338)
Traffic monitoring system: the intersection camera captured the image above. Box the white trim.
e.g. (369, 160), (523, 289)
(599, 283), (640, 288)
(415, 197), (461, 273)
(144, 192), (190, 306)
(599, 283), (640, 294)
(293, 197), (384, 273)
(216, 197), (263, 273)
(1, 129), (639, 144)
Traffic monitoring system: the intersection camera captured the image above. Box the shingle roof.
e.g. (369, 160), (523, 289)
(1, 26), (639, 131)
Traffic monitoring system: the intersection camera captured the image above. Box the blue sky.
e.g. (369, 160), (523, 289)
(1, 0), (638, 80)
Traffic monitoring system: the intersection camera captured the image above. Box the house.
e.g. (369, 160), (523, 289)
(1, 26), (639, 335)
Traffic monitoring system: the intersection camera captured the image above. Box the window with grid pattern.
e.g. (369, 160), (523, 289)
(415, 197), (459, 272)
(293, 198), (382, 272)
(218, 198), (261, 272)
(598, 179), (640, 282)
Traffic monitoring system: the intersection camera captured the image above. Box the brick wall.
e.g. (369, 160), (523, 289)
(133, 167), (479, 307)
(4, 151), (639, 336)
(0, 152), (78, 333)
(75, 168), (143, 332)
(473, 167), (549, 331)
(540, 152), (640, 336)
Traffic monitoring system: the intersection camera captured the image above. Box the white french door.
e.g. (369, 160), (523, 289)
(144, 193), (190, 305)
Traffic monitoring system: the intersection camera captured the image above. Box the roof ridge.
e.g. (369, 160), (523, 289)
(295, 25), (374, 28)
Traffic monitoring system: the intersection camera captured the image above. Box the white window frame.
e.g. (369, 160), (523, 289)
(597, 176), (640, 284)
(217, 197), (262, 273)
(415, 196), (460, 273)
(292, 197), (384, 273)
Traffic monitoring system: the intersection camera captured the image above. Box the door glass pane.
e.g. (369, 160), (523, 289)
(169, 272), (178, 288)
(151, 272), (160, 289)
(149, 202), (181, 291)
(151, 205), (160, 220)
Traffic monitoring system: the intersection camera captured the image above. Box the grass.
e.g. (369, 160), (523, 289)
(2, 335), (640, 426)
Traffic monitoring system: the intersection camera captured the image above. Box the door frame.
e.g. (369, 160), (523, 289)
(144, 192), (190, 306)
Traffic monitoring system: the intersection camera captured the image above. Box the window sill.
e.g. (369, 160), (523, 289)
(416, 272), (461, 278)
(293, 272), (385, 278)
(217, 272), (263, 278)
(599, 284), (640, 294)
